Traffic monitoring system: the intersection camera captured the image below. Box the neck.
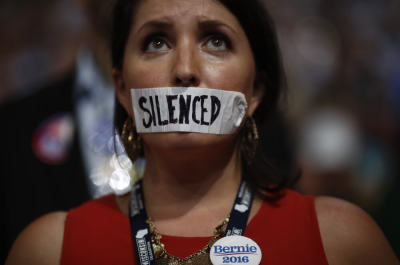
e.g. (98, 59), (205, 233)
(140, 141), (242, 235)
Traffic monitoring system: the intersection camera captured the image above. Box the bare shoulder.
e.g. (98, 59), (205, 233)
(5, 211), (67, 265)
(315, 196), (399, 265)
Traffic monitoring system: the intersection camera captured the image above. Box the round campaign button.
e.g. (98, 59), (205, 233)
(210, 235), (262, 265)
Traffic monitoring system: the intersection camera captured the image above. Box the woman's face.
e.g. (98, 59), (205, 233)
(114, 0), (263, 150)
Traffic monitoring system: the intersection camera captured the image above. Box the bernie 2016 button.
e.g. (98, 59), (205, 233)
(210, 235), (262, 265)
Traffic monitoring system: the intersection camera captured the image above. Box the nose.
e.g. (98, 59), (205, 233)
(172, 39), (200, 87)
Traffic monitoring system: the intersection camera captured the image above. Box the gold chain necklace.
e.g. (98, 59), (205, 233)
(146, 216), (229, 265)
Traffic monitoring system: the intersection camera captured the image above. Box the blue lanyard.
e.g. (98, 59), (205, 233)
(129, 179), (254, 265)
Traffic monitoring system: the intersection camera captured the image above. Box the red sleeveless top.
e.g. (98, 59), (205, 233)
(61, 189), (329, 265)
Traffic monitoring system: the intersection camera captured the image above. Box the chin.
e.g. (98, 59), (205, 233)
(141, 132), (236, 150)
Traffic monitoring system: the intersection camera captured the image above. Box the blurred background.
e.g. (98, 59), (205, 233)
(0, 0), (399, 256)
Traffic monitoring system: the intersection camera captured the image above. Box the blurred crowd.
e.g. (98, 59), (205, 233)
(268, 0), (400, 253)
(0, 0), (84, 101)
(1, 0), (399, 256)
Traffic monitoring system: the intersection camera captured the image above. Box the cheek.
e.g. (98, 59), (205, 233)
(122, 58), (170, 88)
(203, 56), (255, 97)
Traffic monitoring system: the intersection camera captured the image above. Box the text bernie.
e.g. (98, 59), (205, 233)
(138, 94), (221, 128)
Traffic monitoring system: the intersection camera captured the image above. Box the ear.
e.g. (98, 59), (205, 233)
(247, 72), (265, 117)
(112, 68), (133, 117)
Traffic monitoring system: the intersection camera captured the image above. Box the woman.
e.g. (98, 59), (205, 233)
(6, 0), (399, 264)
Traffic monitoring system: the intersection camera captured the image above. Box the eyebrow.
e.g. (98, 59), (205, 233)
(137, 20), (173, 35)
(198, 20), (238, 35)
(136, 18), (238, 36)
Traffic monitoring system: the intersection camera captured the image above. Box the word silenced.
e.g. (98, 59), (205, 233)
(138, 94), (221, 128)
(131, 87), (247, 134)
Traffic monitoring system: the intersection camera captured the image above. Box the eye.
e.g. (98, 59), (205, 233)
(204, 35), (231, 51)
(144, 36), (169, 52)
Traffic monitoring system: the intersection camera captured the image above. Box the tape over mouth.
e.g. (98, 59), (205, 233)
(130, 87), (248, 134)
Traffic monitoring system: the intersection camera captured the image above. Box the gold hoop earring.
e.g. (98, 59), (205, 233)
(121, 118), (143, 162)
(241, 117), (259, 165)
